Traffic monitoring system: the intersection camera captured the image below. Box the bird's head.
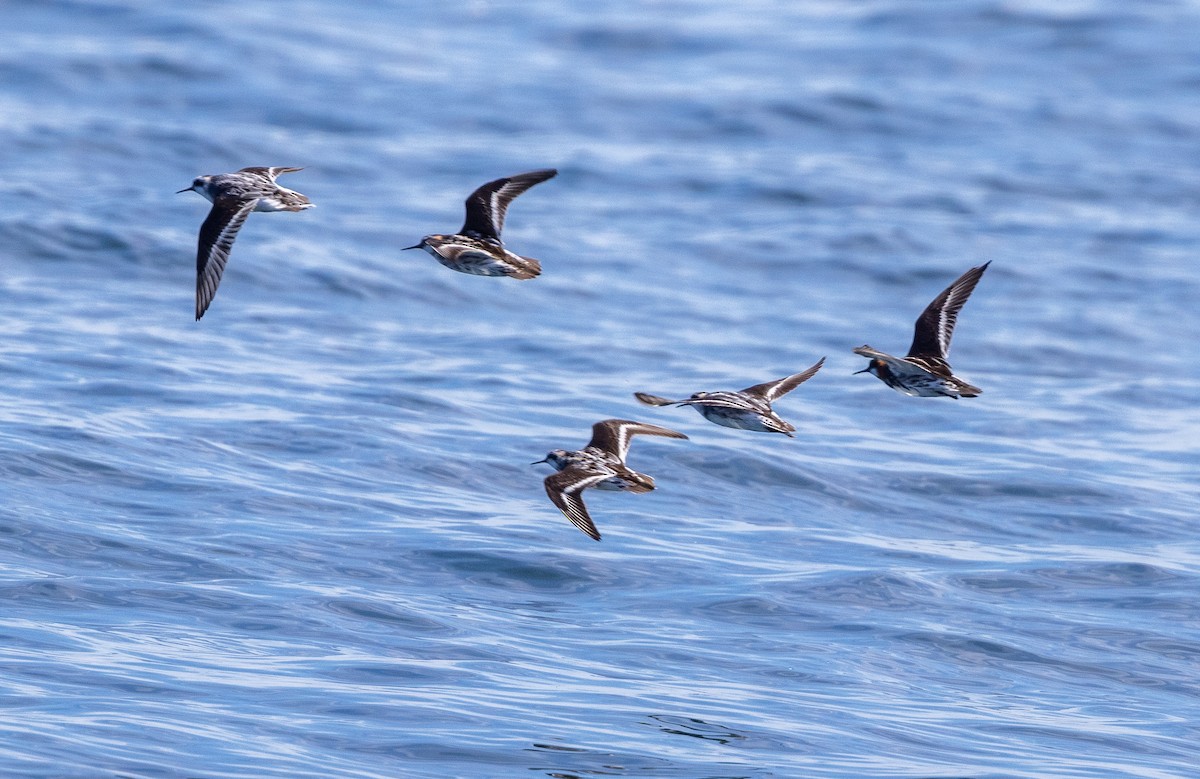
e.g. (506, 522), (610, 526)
(854, 359), (886, 378)
(532, 449), (570, 469)
(176, 175), (212, 200)
(403, 236), (435, 251)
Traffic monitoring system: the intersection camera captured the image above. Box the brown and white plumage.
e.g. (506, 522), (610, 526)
(541, 470), (618, 541)
(405, 169), (556, 280)
(635, 358), (825, 437)
(534, 419), (688, 541)
(854, 262), (990, 398)
(178, 166), (313, 320)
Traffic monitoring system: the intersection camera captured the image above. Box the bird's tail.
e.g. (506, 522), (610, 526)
(508, 256), (541, 280)
(956, 382), (982, 398)
(625, 473), (656, 493)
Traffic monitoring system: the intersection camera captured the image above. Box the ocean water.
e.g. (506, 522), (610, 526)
(2, 1), (1199, 777)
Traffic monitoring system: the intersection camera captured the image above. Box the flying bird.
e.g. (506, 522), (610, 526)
(635, 358), (825, 437)
(533, 419), (688, 541)
(405, 169), (557, 279)
(853, 262), (991, 397)
(178, 166), (313, 320)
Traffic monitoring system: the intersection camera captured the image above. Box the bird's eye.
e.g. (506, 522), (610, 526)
(193, 178), (203, 187)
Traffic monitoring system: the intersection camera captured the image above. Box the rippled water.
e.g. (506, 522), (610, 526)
(3, 1), (1199, 777)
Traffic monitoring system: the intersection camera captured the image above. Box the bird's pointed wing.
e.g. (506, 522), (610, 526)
(740, 357), (826, 401)
(633, 392), (682, 407)
(195, 198), (256, 320)
(853, 345), (889, 361)
(908, 262), (990, 359)
(586, 419), (687, 461)
(544, 470), (609, 540)
(237, 166), (304, 183)
(461, 168), (557, 239)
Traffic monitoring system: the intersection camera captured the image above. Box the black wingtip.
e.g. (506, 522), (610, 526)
(513, 168), (558, 182)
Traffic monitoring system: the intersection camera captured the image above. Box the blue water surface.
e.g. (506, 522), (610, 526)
(2, 1), (1199, 777)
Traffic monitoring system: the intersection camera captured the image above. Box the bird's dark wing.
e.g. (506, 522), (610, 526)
(544, 469), (609, 541)
(908, 262), (990, 359)
(237, 166), (304, 183)
(586, 419), (687, 461)
(633, 392), (682, 407)
(195, 198), (256, 320)
(461, 168), (557, 239)
(740, 357), (826, 401)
